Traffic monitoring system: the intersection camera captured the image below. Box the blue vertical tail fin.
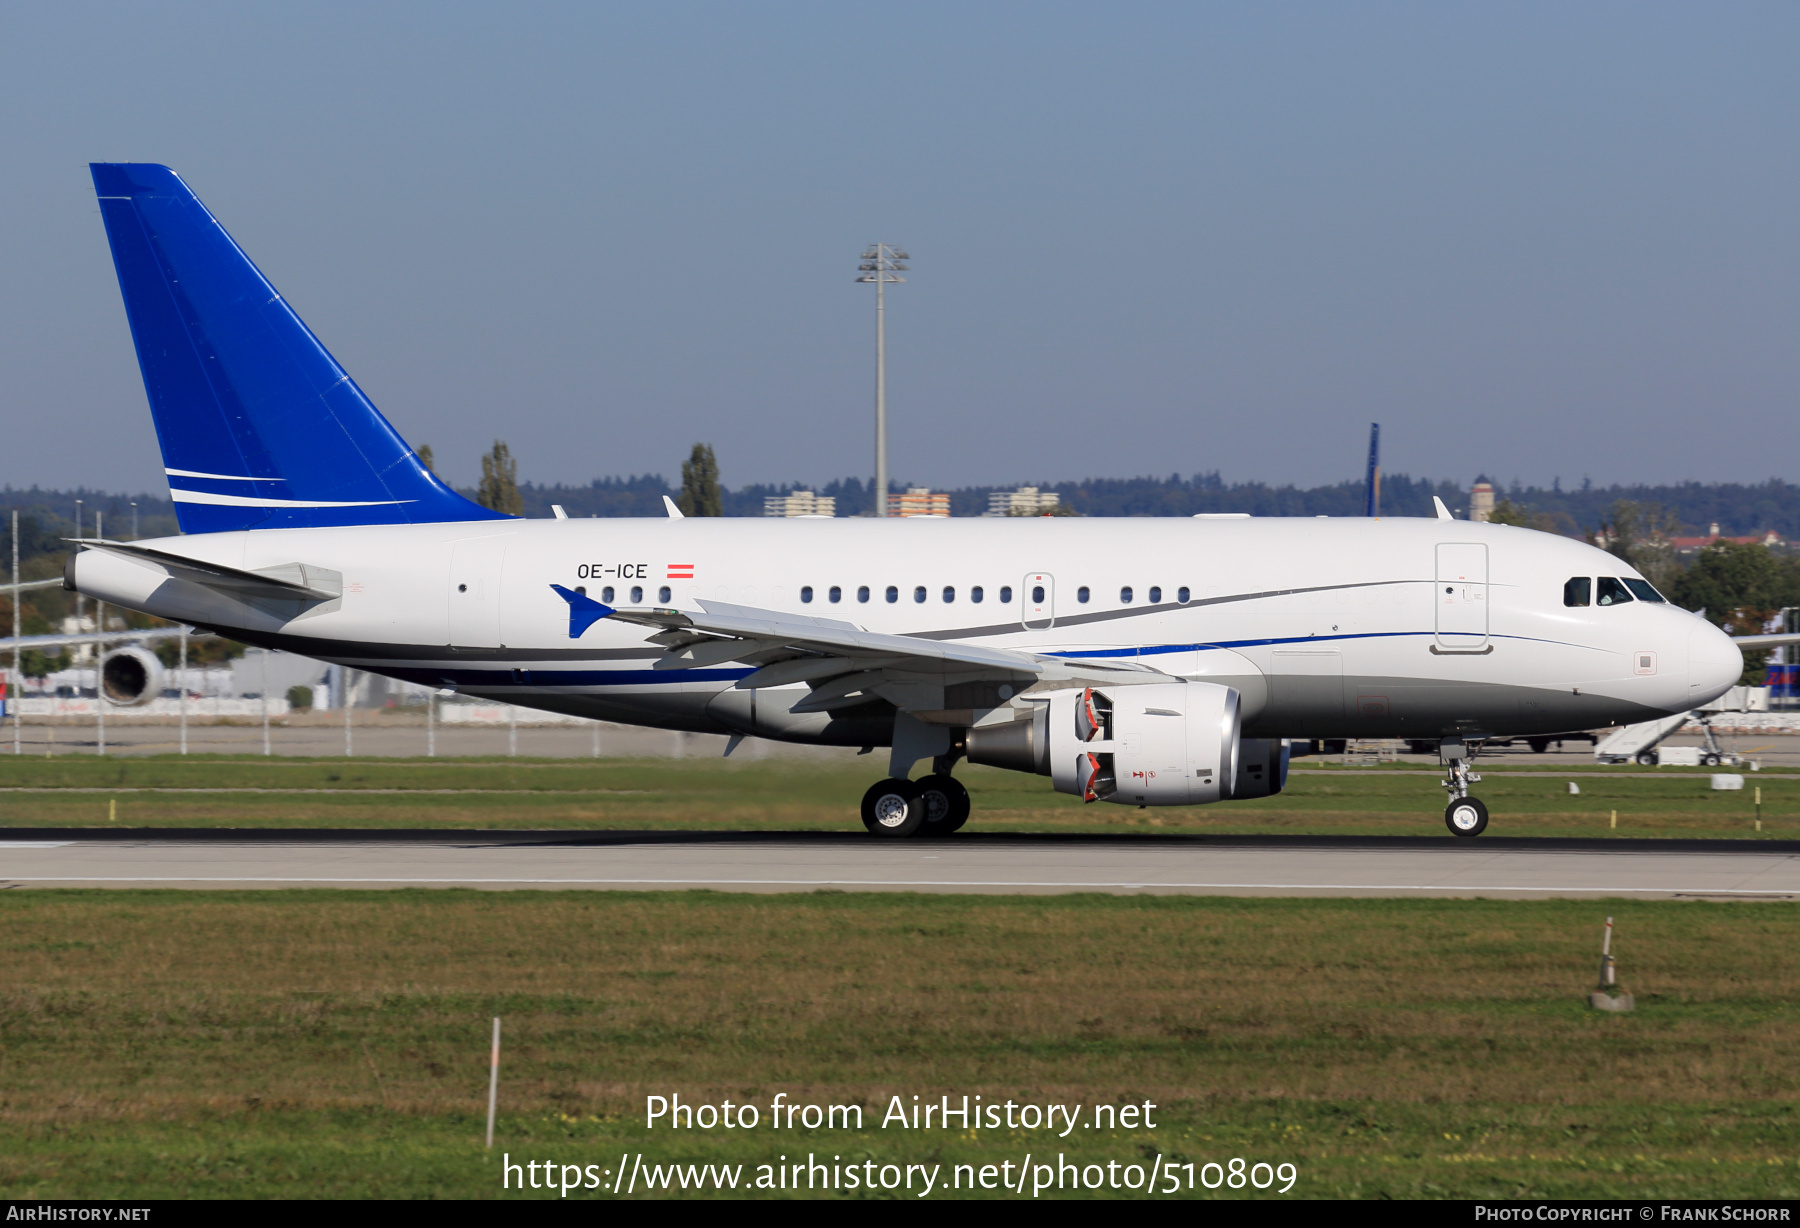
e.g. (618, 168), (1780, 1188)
(90, 163), (510, 534)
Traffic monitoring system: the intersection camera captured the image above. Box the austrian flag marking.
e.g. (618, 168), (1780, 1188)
(666, 564), (695, 580)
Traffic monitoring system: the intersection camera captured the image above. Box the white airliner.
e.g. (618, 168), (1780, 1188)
(28, 164), (1758, 838)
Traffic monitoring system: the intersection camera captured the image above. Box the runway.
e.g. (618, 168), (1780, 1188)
(1, 831), (1797, 898)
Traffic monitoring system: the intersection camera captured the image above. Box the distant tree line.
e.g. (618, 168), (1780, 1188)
(18, 470), (1800, 534)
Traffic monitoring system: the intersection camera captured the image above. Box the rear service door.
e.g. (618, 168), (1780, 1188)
(1022, 573), (1055, 630)
(449, 534), (511, 649)
(1434, 542), (1489, 651)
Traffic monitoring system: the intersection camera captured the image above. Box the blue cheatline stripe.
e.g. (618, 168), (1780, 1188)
(1049, 630), (1588, 659)
(374, 632), (1595, 691)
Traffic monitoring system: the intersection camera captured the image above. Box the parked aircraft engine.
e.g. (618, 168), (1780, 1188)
(100, 645), (164, 707)
(969, 682), (1259, 806)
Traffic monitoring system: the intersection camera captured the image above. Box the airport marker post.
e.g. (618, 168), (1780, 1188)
(93, 513), (104, 758)
(11, 510), (20, 756)
(178, 630), (188, 755)
(486, 1017), (501, 1149)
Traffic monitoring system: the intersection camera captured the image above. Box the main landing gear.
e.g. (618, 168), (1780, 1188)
(1440, 738), (1489, 837)
(859, 773), (971, 838)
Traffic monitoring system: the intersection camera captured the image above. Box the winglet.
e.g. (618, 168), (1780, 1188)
(549, 584), (615, 638)
(1433, 496), (1454, 521)
(662, 495), (685, 520)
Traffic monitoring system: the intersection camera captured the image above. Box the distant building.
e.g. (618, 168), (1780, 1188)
(58, 615), (97, 663)
(762, 490), (836, 518)
(1668, 525), (1784, 555)
(888, 488), (950, 517)
(984, 486), (1061, 517)
(1469, 477), (1495, 523)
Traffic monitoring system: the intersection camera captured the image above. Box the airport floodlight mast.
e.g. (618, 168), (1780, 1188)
(857, 244), (907, 517)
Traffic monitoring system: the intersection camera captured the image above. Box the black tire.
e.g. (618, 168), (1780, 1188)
(1701, 752), (1722, 767)
(1527, 738), (1551, 754)
(916, 775), (971, 836)
(1444, 796), (1489, 837)
(861, 778), (924, 837)
(1635, 751), (1658, 766)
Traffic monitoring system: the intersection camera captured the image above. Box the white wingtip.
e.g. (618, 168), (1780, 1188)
(1433, 496), (1453, 521)
(662, 495), (685, 520)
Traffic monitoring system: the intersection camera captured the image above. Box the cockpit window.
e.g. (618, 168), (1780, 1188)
(1622, 578), (1666, 603)
(1596, 577), (1635, 606)
(1563, 577), (1591, 607)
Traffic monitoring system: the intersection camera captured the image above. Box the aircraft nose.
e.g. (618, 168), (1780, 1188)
(1687, 619), (1742, 708)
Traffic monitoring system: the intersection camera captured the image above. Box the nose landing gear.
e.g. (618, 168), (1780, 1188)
(1444, 795), (1489, 837)
(1440, 738), (1489, 837)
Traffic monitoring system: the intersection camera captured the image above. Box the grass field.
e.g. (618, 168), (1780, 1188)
(0, 754), (1792, 839)
(2, 890), (1797, 1199)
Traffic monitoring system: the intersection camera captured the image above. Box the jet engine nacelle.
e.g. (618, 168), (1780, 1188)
(965, 682), (1289, 807)
(100, 645), (164, 707)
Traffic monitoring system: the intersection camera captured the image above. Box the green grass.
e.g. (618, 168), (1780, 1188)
(2, 891), (1799, 1198)
(0, 754), (1792, 838)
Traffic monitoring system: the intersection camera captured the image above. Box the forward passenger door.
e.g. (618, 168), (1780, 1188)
(1434, 543), (1489, 651)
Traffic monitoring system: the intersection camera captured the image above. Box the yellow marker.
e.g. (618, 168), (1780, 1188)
(1610, 809), (1617, 830)
(109, 798), (116, 822)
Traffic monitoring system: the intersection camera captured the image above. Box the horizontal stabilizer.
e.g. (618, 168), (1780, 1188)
(74, 540), (341, 602)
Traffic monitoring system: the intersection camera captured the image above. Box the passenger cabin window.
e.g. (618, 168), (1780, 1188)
(971, 586), (984, 603)
(829, 586), (842, 603)
(1120, 586), (1134, 604)
(914, 586), (927, 603)
(800, 586), (813, 603)
(858, 586), (870, 603)
(1596, 577), (1635, 606)
(1178, 587), (1190, 604)
(1149, 586), (1162, 603)
(886, 586), (899, 603)
(942, 586), (955, 603)
(1563, 578), (1590, 607)
(1031, 585), (1045, 604)
(630, 586), (643, 604)
(1077, 586), (1090, 604)
(658, 586), (671, 603)
(1000, 586), (1013, 603)
(602, 586), (615, 603)
(1623, 579), (1666, 603)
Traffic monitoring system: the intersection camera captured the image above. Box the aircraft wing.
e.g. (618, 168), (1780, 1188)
(1732, 633), (1800, 649)
(551, 587), (1097, 716)
(0, 627), (207, 653)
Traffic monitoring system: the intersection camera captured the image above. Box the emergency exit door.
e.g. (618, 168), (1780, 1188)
(1021, 573), (1054, 630)
(1434, 543), (1488, 651)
